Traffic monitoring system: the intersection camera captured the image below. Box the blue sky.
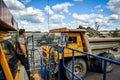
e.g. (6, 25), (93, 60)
(24, 0), (111, 19)
(4, 0), (120, 31)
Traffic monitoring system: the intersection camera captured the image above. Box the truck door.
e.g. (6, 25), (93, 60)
(68, 33), (83, 51)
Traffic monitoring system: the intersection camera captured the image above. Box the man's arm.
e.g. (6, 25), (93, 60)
(20, 44), (27, 57)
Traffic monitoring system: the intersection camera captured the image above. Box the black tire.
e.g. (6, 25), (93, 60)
(65, 58), (87, 80)
(101, 53), (115, 72)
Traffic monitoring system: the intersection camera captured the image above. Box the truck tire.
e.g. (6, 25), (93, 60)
(101, 53), (115, 72)
(65, 58), (87, 80)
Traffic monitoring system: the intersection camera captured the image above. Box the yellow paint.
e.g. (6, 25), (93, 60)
(0, 43), (21, 80)
(15, 61), (21, 80)
(14, 69), (19, 80)
(63, 33), (83, 58)
(68, 33), (83, 50)
(0, 44), (13, 80)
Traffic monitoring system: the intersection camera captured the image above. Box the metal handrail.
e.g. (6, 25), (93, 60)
(27, 35), (34, 50)
(64, 47), (120, 65)
(27, 35), (43, 72)
(63, 46), (120, 80)
(49, 46), (83, 80)
(26, 35), (120, 80)
(49, 45), (120, 80)
(61, 48), (83, 80)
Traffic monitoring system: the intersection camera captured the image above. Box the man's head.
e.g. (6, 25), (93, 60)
(19, 29), (26, 37)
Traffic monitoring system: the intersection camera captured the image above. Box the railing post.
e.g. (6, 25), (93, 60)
(62, 47), (82, 80)
(103, 60), (107, 80)
(45, 64), (47, 80)
(31, 35), (35, 71)
(72, 50), (75, 80)
(58, 48), (60, 80)
(32, 35), (34, 50)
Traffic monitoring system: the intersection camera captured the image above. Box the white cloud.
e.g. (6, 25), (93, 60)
(4, 0), (45, 31)
(95, 5), (101, 9)
(19, 21), (49, 32)
(4, 0), (25, 10)
(72, 13), (120, 30)
(74, 0), (83, 2)
(98, 9), (103, 13)
(49, 22), (68, 30)
(20, 7), (45, 23)
(108, 14), (118, 20)
(106, 0), (120, 30)
(52, 2), (73, 13)
(72, 13), (118, 24)
(3, 0), (120, 31)
(10, 7), (45, 23)
(107, 0), (120, 21)
(20, 20), (29, 26)
(107, 0), (120, 14)
(72, 13), (97, 22)
(21, 0), (31, 3)
(93, 5), (103, 13)
(50, 14), (65, 24)
(44, 5), (54, 15)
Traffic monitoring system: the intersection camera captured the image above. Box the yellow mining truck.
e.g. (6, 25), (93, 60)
(41, 28), (120, 79)
(0, 0), (28, 80)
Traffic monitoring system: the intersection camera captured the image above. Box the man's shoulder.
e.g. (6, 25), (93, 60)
(18, 37), (25, 44)
(18, 37), (24, 40)
(18, 36), (24, 39)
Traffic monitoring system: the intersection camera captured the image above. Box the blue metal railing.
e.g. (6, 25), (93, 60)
(27, 35), (35, 71)
(63, 47), (120, 80)
(27, 35), (48, 80)
(27, 35), (34, 50)
(28, 48), (42, 71)
(48, 45), (120, 80)
(27, 35), (43, 72)
(49, 46), (83, 80)
(26, 35), (120, 80)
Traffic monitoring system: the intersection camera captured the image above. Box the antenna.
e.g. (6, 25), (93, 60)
(47, 0), (50, 32)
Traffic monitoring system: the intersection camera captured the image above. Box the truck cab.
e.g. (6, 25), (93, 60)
(41, 28), (89, 79)
(42, 28), (90, 59)
(52, 28), (88, 57)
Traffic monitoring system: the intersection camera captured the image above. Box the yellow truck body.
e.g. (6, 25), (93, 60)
(41, 28), (88, 62)
(41, 28), (120, 79)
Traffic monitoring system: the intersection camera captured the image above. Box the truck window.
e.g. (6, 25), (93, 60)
(68, 37), (77, 43)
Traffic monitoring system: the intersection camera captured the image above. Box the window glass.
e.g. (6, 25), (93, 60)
(68, 37), (77, 43)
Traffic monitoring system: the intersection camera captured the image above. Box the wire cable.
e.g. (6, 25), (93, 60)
(47, 0), (50, 32)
